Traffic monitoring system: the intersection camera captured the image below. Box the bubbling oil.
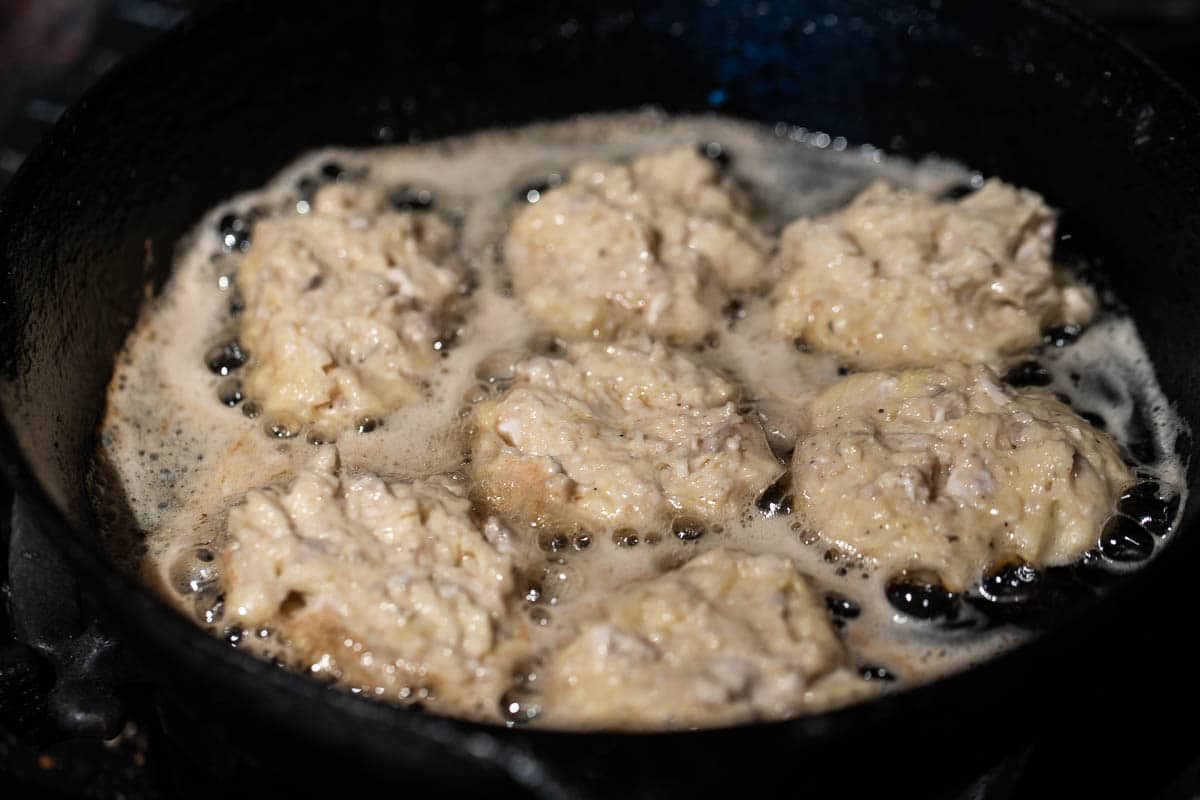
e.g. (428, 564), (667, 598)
(92, 110), (1189, 728)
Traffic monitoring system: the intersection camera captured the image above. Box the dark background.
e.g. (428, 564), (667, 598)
(2, 0), (1200, 797)
(2, 0), (1200, 189)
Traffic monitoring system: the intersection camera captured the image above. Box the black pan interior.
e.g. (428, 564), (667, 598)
(3, 1), (1200, 796)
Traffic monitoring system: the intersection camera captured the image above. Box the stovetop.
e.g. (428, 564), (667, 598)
(3, 1), (1200, 797)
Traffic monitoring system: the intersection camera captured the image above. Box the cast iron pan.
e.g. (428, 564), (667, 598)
(3, 0), (1200, 796)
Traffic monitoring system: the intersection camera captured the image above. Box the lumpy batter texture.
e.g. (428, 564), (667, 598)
(468, 337), (783, 538)
(238, 183), (463, 438)
(791, 363), (1132, 590)
(93, 113), (1186, 732)
(538, 548), (862, 728)
(222, 447), (525, 719)
(506, 146), (769, 342)
(772, 180), (1096, 368)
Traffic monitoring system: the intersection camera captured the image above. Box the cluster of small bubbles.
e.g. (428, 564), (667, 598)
(771, 125), (846, 151)
(1117, 481), (1180, 538)
(217, 212), (255, 253)
(671, 517), (707, 542)
(516, 172), (565, 204)
(1001, 360), (1052, 388)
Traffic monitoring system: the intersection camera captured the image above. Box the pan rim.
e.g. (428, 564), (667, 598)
(2, 0), (1199, 789)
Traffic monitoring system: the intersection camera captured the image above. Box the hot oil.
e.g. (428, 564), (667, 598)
(92, 110), (1189, 725)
